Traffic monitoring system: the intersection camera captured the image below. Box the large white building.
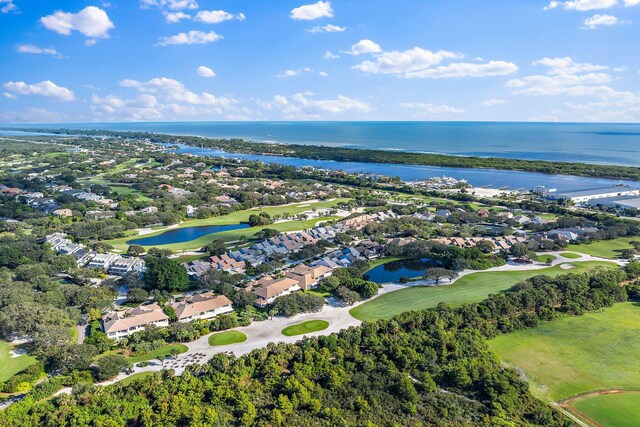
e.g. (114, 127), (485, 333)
(550, 187), (640, 204)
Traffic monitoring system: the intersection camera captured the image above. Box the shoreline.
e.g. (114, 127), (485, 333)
(5, 127), (640, 183)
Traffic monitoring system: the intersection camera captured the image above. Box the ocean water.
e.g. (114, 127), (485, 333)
(11, 121), (640, 167)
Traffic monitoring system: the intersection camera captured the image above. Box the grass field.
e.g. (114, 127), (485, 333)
(103, 198), (349, 252)
(171, 253), (208, 263)
(117, 371), (155, 386)
(567, 237), (638, 258)
(349, 261), (615, 322)
(537, 254), (557, 263)
(208, 330), (247, 346)
(559, 252), (582, 259)
(0, 341), (37, 383)
(98, 344), (188, 364)
(281, 320), (329, 336)
(490, 303), (640, 401)
(569, 391), (640, 427)
(108, 184), (153, 202)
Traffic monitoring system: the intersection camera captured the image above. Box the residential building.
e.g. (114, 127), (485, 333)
(102, 304), (170, 340)
(249, 277), (301, 307)
(109, 257), (146, 276)
(53, 208), (73, 217)
(171, 292), (233, 322)
(284, 264), (333, 290)
(87, 253), (120, 270)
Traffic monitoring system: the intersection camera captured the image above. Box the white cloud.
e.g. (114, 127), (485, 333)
(544, 0), (617, 11)
(92, 77), (240, 121)
(290, 1), (333, 20)
(260, 93), (371, 119)
(308, 24), (345, 33)
(354, 47), (462, 74)
(16, 44), (59, 56)
(165, 11), (190, 23)
(3, 92), (17, 100)
(277, 67), (313, 77)
(194, 10), (245, 24)
(582, 14), (625, 28)
(507, 56), (627, 99)
(345, 39), (382, 55)
(0, 108), (68, 124)
(318, 71), (329, 77)
(119, 77), (234, 107)
(483, 99), (507, 106)
(533, 57), (609, 75)
(400, 102), (465, 115)
(40, 6), (115, 39)
(140, 0), (198, 10)
(323, 50), (340, 59)
(1, 0), (17, 14)
(351, 44), (517, 79)
(197, 65), (216, 77)
(404, 61), (518, 78)
(3, 80), (75, 101)
(157, 30), (222, 46)
(625, 0), (640, 5)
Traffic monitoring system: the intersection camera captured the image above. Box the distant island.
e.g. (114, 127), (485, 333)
(13, 127), (640, 182)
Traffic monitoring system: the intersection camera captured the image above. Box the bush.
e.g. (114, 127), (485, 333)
(273, 293), (325, 317)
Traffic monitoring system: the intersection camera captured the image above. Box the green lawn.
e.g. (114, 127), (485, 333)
(170, 253), (209, 263)
(98, 344), (188, 364)
(559, 252), (582, 259)
(282, 320), (329, 336)
(109, 185), (153, 202)
(117, 371), (155, 386)
(490, 303), (640, 401)
(103, 198), (350, 252)
(536, 254), (557, 263)
(208, 330), (248, 346)
(567, 237), (638, 258)
(350, 261), (615, 322)
(570, 391), (640, 427)
(0, 341), (37, 383)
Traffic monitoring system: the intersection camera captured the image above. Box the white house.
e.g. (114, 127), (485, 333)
(102, 304), (170, 340)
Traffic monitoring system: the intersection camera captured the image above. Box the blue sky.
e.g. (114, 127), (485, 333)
(1, 0), (639, 123)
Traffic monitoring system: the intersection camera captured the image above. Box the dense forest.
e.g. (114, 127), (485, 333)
(15, 128), (640, 181)
(0, 265), (632, 427)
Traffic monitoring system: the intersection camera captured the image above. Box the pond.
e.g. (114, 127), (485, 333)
(364, 259), (433, 284)
(126, 223), (250, 246)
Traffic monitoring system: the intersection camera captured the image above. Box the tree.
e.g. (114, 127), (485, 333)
(202, 239), (226, 256)
(144, 256), (189, 292)
(358, 281), (379, 300)
(625, 260), (640, 279)
(41, 344), (98, 375)
(248, 212), (273, 227)
(336, 286), (360, 305)
(509, 243), (535, 262)
(127, 244), (145, 257)
(423, 268), (458, 284)
(93, 354), (131, 381)
(233, 290), (257, 309)
(476, 240), (495, 253)
(254, 228), (280, 240)
(273, 293), (324, 316)
(127, 288), (149, 304)
(84, 331), (113, 353)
